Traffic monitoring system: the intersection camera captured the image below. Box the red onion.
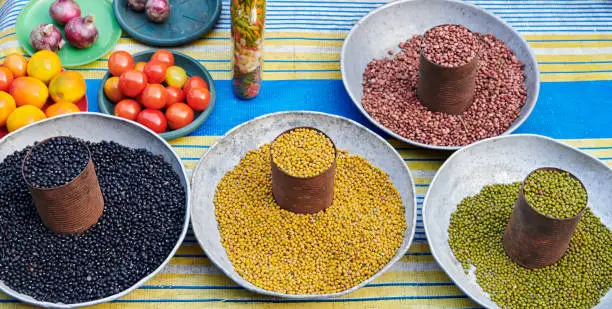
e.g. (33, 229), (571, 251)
(127, 0), (148, 12)
(65, 14), (99, 49)
(146, 0), (171, 23)
(49, 0), (81, 26)
(29, 24), (65, 52)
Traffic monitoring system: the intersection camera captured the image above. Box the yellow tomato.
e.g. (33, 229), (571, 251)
(27, 50), (62, 84)
(6, 105), (46, 132)
(0, 91), (16, 127)
(2, 53), (28, 78)
(165, 66), (188, 88)
(45, 101), (80, 118)
(9, 76), (49, 109)
(49, 71), (86, 103)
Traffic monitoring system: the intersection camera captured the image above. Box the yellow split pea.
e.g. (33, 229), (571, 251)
(215, 144), (406, 294)
(271, 128), (336, 178)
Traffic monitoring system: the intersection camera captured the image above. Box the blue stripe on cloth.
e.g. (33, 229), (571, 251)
(86, 80), (612, 140)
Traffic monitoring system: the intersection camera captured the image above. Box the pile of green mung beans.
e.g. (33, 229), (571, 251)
(448, 182), (612, 309)
(523, 169), (587, 219)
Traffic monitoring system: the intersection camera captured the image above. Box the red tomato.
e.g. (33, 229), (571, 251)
(144, 61), (168, 84)
(108, 51), (135, 77)
(186, 87), (211, 111)
(119, 70), (148, 97)
(140, 84), (167, 109)
(150, 50), (174, 68)
(137, 109), (167, 133)
(114, 99), (142, 121)
(166, 103), (194, 130)
(0, 67), (14, 92)
(183, 76), (208, 94)
(103, 77), (124, 103)
(165, 87), (184, 107)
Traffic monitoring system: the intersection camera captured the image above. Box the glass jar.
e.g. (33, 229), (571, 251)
(231, 0), (265, 99)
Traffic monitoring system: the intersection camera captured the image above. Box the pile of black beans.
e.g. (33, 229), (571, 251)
(0, 139), (186, 304)
(23, 137), (89, 188)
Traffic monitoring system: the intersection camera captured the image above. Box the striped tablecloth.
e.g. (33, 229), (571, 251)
(1, 0), (611, 308)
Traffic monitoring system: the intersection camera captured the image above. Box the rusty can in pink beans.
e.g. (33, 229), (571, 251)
(417, 24), (480, 115)
(361, 25), (526, 147)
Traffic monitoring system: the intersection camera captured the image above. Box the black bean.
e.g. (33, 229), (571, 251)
(0, 139), (185, 304)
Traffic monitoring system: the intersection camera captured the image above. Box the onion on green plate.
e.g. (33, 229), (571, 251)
(16, 0), (121, 68)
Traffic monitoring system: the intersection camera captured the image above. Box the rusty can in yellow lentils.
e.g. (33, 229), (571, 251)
(448, 183), (612, 309)
(523, 169), (587, 219)
(271, 128), (336, 178)
(214, 144), (406, 294)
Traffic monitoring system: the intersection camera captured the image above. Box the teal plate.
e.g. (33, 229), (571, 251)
(113, 0), (222, 47)
(16, 0), (121, 68)
(98, 50), (216, 141)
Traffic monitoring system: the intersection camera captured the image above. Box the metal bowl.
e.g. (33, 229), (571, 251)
(190, 111), (417, 298)
(341, 0), (540, 151)
(0, 113), (191, 308)
(422, 134), (612, 308)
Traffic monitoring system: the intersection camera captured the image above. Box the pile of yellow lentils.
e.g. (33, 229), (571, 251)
(215, 143), (406, 294)
(271, 128), (336, 177)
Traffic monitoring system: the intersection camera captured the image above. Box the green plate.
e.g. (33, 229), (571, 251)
(16, 0), (121, 68)
(98, 50), (216, 141)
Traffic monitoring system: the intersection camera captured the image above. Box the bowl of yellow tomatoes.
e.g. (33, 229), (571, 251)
(0, 51), (88, 139)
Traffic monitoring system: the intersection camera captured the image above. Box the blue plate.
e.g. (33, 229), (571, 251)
(98, 50), (216, 140)
(113, 0), (222, 47)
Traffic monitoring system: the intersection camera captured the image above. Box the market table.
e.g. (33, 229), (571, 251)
(1, 0), (611, 308)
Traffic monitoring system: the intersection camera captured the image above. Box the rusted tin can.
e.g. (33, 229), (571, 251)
(417, 25), (479, 115)
(270, 127), (337, 214)
(22, 137), (104, 234)
(503, 167), (587, 269)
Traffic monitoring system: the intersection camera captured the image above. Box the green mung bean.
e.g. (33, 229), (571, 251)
(448, 183), (612, 309)
(523, 169), (587, 219)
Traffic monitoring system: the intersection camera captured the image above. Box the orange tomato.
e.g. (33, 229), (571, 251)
(26, 50), (62, 84)
(49, 71), (86, 102)
(45, 101), (81, 117)
(134, 62), (147, 73)
(0, 91), (16, 127)
(0, 67), (14, 92)
(9, 77), (49, 108)
(103, 77), (124, 103)
(6, 105), (46, 132)
(2, 53), (27, 78)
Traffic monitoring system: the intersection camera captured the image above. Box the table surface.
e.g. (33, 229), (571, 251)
(1, 0), (611, 308)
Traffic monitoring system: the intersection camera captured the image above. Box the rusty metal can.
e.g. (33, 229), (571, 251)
(22, 137), (104, 235)
(417, 25), (479, 115)
(270, 127), (337, 214)
(503, 167), (587, 269)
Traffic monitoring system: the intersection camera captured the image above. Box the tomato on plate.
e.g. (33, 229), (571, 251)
(45, 101), (80, 117)
(0, 91), (16, 127)
(137, 109), (167, 133)
(183, 76), (208, 94)
(150, 50), (174, 68)
(166, 103), (194, 130)
(139, 84), (167, 109)
(144, 61), (168, 84)
(114, 99), (142, 121)
(0, 67), (14, 92)
(134, 62), (147, 73)
(109, 51), (135, 77)
(10, 77), (49, 109)
(165, 66), (187, 88)
(119, 70), (148, 97)
(165, 87), (184, 107)
(186, 87), (211, 111)
(2, 53), (27, 78)
(6, 105), (46, 132)
(104, 77), (124, 103)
